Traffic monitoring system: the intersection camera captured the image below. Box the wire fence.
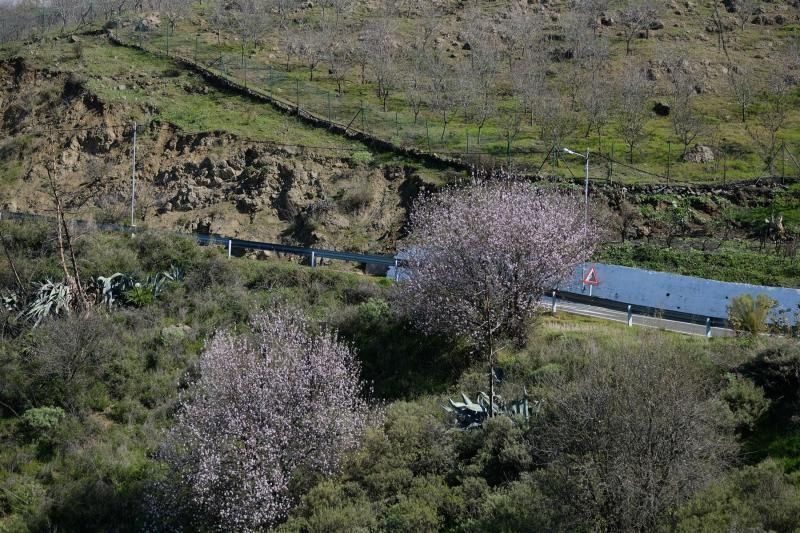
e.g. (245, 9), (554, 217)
(109, 26), (800, 186)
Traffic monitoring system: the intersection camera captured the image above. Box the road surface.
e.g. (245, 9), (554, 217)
(548, 298), (735, 337)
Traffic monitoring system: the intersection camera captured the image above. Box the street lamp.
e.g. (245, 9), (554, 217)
(562, 147), (590, 290)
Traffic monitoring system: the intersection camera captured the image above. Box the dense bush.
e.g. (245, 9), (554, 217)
(1, 222), (798, 531)
(739, 341), (800, 407)
(676, 460), (800, 532)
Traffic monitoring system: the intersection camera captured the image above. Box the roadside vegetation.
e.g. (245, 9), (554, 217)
(1, 201), (800, 530)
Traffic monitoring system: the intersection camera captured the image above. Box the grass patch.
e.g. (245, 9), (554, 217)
(596, 240), (800, 287)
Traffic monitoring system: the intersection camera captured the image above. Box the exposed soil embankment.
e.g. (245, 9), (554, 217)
(0, 57), (424, 252)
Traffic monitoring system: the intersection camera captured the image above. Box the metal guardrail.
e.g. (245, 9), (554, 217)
(0, 211), (398, 268)
(0, 210), (728, 334)
(555, 290), (729, 329)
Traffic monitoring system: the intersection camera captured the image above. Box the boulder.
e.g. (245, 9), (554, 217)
(684, 145), (715, 164)
(135, 15), (160, 32)
(653, 101), (671, 116)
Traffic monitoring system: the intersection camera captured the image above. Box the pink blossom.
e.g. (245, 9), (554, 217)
(159, 307), (371, 531)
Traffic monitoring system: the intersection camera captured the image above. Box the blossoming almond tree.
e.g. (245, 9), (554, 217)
(158, 307), (371, 531)
(396, 176), (594, 416)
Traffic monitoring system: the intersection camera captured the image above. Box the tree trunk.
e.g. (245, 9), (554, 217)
(488, 330), (494, 419)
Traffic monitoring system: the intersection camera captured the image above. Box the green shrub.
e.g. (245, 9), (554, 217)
(728, 293), (776, 335)
(20, 406), (65, 442)
(349, 151), (373, 165)
(676, 460), (800, 532)
(77, 233), (141, 277)
(720, 374), (770, 431)
(136, 232), (198, 272)
(125, 285), (154, 307)
(383, 497), (440, 533)
(739, 342), (800, 405)
(340, 184), (374, 214)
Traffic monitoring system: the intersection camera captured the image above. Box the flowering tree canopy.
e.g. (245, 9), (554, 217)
(396, 177), (595, 412)
(158, 307), (371, 531)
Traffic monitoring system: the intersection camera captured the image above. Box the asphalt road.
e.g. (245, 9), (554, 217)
(548, 298), (735, 337)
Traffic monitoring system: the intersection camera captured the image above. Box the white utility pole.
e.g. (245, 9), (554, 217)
(563, 147), (591, 288)
(131, 121), (137, 231)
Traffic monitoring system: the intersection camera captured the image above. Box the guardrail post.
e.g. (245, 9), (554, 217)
(227, 239), (232, 258)
(705, 318), (712, 338)
(551, 291), (557, 313)
(627, 305), (633, 327)
(311, 251), (316, 268)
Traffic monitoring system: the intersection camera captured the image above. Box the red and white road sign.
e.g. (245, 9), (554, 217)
(583, 267), (600, 286)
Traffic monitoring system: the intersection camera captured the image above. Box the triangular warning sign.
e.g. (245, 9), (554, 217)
(583, 267), (600, 286)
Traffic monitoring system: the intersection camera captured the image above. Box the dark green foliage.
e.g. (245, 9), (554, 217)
(333, 298), (469, 400)
(720, 374), (770, 431)
(135, 231), (199, 272)
(676, 460), (800, 532)
(596, 240), (800, 287)
(739, 341), (800, 406)
(1, 220), (799, 531)
(19, 406), (64, 443)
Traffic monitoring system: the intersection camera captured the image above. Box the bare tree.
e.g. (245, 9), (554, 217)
(155, 306), (372, 531)
(615, 65), (652, 163)
(364, 19), (399, 111)
(572, 0), (610, 34)
(733, 0), (761, 30)
(465, 34), (500, 145)
(424, 52), (457, 141)
(297, 24), (326, 81)
(26, 314), (111, 412)
(230, 0), (269, 65)
(709, 0), (731, 58)
(617, 0), (660, 55)
(614, 198), (640, 242)
(329, 0), (354, 27)
(326, 28), (352, 95)
(410, 2), (442, 53)
(665, 55), (706, 156)
(536, 89), (578, 155)
(402, 35), (431, 124)
(159, 0), (190, 36)
(534, 337), (736, 531)
(208, 0), (230, 45)
(498, 3), (542, 72)
(728, 65), (758, 123)
(511, 46), (549, 127)
(395, 176), (594, 416)
(747, 70), (793, 174)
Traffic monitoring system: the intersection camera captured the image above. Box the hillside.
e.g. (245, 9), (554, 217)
(3, 3), (800, 531)
(0, 33), (453, 252)
(104, 0), (800, 183)
(1, 220), (799, 531)
(1, 1), (800, 285)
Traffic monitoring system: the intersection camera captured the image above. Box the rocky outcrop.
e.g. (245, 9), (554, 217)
(683, 145), (715, 164)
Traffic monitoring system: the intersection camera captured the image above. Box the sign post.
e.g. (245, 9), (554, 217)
(582, 266), (600, 297)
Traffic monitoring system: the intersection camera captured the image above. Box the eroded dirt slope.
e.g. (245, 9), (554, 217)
(0, 57), (423, 252)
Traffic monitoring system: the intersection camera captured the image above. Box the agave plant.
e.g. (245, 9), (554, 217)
(95, 273), (136, 308)
(145, 268), (178, 298)
(443, 389), (538, 430)
(20, 280), (72, 327)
